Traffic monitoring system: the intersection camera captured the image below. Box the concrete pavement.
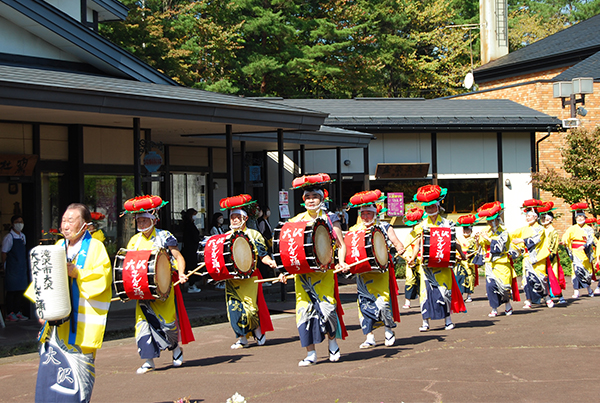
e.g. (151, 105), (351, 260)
(2, 278), (600, 402)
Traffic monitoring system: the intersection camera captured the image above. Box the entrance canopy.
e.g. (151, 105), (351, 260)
(0, 65), (372, 150)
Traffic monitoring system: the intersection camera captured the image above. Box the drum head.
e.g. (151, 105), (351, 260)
(314, 223), (333, 267)
(372, 230), (389, 268)
(232, 236), (254, 273)
(155, 251), (172, 295)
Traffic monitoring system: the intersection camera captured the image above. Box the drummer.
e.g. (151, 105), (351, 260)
(346, 190), (405, 349)
(217, 195), (277, 349)
(407, 185), (466, 332)
(455, 214), (478, 303)
(122, 195), (194, 374)
(278, 173), (349, 366)
(402, 207), (425, 309)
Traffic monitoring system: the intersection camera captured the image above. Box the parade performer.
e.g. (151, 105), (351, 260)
(511, 199), (553, 308)
(217, 195), (276, 349)
(29, 203), (112, 403)
(455, 214), (478, 303)
(402, 207), (425, 309)
(562, 202), (596, 299)
(475, 202), (520, 317)
(345, 190), (405, 349)
(538, 201), (566, 304)
(407, 185), (466, 332)
(89, 212), (106, 244)
(122, 195), (194, 374)
(278, 173), (349, 366)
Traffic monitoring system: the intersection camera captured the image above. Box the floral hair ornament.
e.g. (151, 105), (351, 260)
(569, 202), (588, 212)
(121, 195), (168, 216)
(291, 173), (335, 190)
(476, 201), (504, 221)
(219, 194), (260, 220)
(90, 212), (105, 221)
(520, 199), (542, 214)
(537, 201), (557, 214)
(413, 184), (447, 207)
(404, 207), (425, 226)
(456, 214), (477, 227)
(585, 217), (596, 225)
(347, 189), (387, 214)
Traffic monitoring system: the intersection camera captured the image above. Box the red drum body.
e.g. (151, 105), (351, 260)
(113, 248), (172, 302)
(344, 225), (390, 274)
(273, 218), (333, 274)
(422, 227), (457, 268)
(199, 231), (256, 281)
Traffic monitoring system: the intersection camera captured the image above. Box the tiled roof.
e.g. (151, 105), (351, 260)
(552, 50), (600, 81)
(474, 14), (600, 82)
(258, 98), (561, 132)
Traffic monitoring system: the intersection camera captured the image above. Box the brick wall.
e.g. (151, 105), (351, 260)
(457, 68), (600, 232)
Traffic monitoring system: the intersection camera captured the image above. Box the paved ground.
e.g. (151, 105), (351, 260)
(2, 278), (600, 403)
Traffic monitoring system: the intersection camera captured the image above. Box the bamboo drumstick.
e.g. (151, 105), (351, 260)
(111, 263), (206, 302)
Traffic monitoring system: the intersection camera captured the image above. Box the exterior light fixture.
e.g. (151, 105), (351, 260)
(553, 77), (594, 119)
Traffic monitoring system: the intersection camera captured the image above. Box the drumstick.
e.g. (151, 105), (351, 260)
(111, 263), (206, 302)
(256, 256), (374, 283)
(394, 233), (422, 259)
(332, 257), (372, 274)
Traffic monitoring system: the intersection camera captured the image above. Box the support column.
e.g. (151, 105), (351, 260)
(300, 144), (305, 175)
(226, 124), (234, 195)
(431, 132), (438, 185)
(143, 129), (152, 194)
(497, 132), (504, 202)
(67, 124), (84, 203)
(363, 146), (370, 190)
(240, 141), (246, 193)
(336, 147), (342, 206)
(133, 118), (142, 195)
(207, 148), (214, 221)
(277, 128), (286, 301)
(163, 144), (172, 230)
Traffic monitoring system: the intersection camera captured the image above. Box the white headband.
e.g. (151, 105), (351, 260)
(136, 212), (156, 220)
(304, 189), (324, 199)
(231, 209), (248, 217)
(359, 205), (377, 213)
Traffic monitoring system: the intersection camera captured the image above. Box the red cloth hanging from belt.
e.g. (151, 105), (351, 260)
(172, 272), (195, 344)
(254, 270), (274, 333)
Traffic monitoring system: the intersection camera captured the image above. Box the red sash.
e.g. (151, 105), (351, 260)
(450, 270), (467, 314)
(388, 258), (401, 322)
(172, 272), (195, 344)
(511, 277), (521, 302)
(333, 273), (347, 339)
(254, 270), (274, 332)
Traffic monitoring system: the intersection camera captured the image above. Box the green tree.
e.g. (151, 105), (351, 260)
(100, 0), (243, 90)
(531, 127), (600, 217)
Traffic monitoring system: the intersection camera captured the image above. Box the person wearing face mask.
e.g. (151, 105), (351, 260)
(278, 173), (350, 367)
(401, 207), (425, 309)
(216, 195), (276, 349)
(455, 214), (478, 303)
(181, 208), (201, 293)
(538, 202), (567, 305)
(123, 195), (193, 374)
(345, 190), (405, 349)
(210, 212), (226, 235)
(408, 185), (466, 332)
(562, 202), (596, 299)
(29, 203), (111, 403)
(475, 202), (520, 317)
(256, 205), (274, 278)
(511, 199), (552, 309)
(2, 215), (29, 322)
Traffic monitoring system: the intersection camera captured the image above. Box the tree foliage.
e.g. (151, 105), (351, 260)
(531, 127), (600, 217)
(99, 0), (600, 97)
